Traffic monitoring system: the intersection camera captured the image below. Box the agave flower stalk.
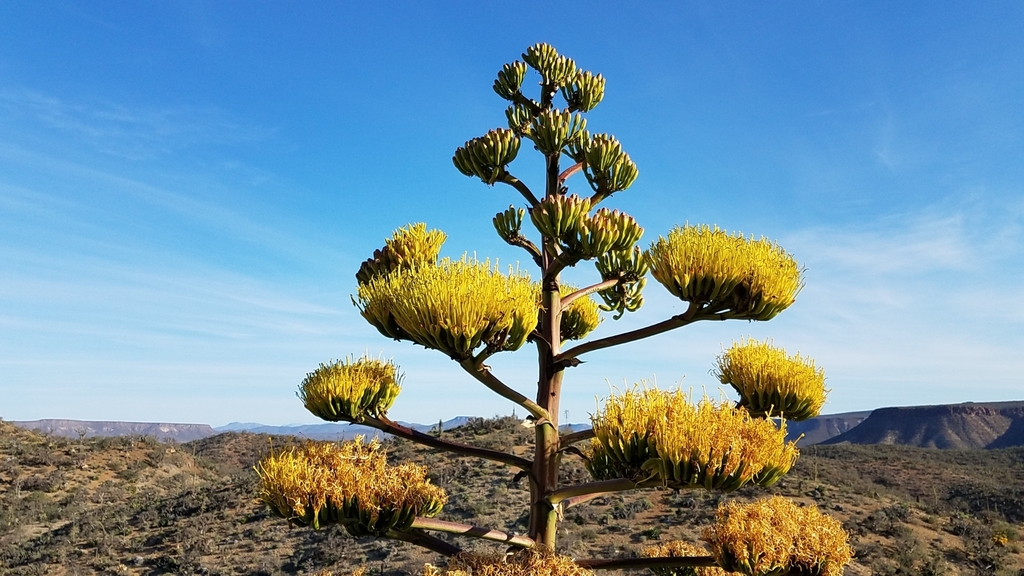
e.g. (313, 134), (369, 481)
(256, 42), (843, 574)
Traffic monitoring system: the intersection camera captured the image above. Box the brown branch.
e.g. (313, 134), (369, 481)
(459, 358), (550, 421)
(512, 92), (541, 116)
(410, 517), (535, 549)
(560, 279), (619, 309)
(558, 428), (594, 448)
(560, 491), (614, 510)
(558, 162), (584, 184)
(506, 234), (543, 266)
(575, 556), (718, 570)
(366, 415), (533, 472)
(386, 528), (462, 556)
(547, 478), (661, 506)
(500, 173), (540, 206)
(556, 302), (708, 363)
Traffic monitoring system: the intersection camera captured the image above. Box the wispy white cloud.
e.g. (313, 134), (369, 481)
(0, 88), (272, 160)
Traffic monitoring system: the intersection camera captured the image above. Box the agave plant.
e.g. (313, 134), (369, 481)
(255, 43), (850, 575)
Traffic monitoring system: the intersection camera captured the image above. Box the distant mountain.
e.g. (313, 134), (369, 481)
(212, 416), (476, 440)
(785, 411), (872, 446)
(821, 401), (1024, 449)
(11, 419), (218, 442)
(16, 401), (1024, 449)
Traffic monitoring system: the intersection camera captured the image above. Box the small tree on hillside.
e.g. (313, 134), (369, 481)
(256, 44), (853, 576)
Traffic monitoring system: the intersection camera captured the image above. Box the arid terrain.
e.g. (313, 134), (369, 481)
(2, 416), (1023, 575)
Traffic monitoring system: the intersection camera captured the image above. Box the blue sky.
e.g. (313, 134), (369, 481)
(1, 2), (1022, 426)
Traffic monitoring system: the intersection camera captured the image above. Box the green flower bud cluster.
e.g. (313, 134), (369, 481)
(563, 207), (644, 259)
(531, 109), (587, 156)
(505, 102), (535, 135)
(522, 42), (578, 87)
(356, 223), (446, 286)
(561, 70), (606, 112)
(493, 61), (527, 101)
(558, 284), (602, 342)
(582, 133), (639, 202)
(530, 194), (592, 239)
(298, 356), (402, 423)
(647, 225), (803, 321)
(492, 205), (526, 245)
(595, 247), (649, 319)
(453, 128), (521, 185)
(529, 195), (644, 261)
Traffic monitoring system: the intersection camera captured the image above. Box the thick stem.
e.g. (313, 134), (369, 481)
(529, 152), (564, 550)
(576, 556), (718, 570)
(367, 416), (532, 473)
(410, 518), (535, 548)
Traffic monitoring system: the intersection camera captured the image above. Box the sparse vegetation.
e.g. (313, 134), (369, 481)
(1, 418), (1023, 574)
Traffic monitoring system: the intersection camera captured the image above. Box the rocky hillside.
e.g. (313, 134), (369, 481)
(2, 417), (1023, 575)
(822, 401), (1024, 449)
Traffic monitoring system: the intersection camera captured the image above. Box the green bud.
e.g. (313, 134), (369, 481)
(529, 194), (591, 240)
(493, 61), (528, 101)
(522, 43), (577, 86)
(595, 247), (648, 319)
(452, 128), (520, 185)
(530, 109), (586, 156)
(493, 205), (526, 244)
(561, 70), (606, 112)
(505, 103), (536, 135)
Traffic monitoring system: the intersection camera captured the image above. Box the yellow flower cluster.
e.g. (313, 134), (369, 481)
(646, 225), (802, 321)
(703, 496), (853, 576)
(355, 223), (447, 286)
(425, 550), (594, 576)
(716, 339), (828, 421)
(559, 284), (602, 342)
(641, 541), (730, 576)
(255, 438), (446, 535)
(356, 256), (539, 360)
(298, 356), (402, 423)
(587, 388), (798, 491)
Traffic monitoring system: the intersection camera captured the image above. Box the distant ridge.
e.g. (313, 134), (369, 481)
(13, 401), (1024, 449)
(10, 419), (218, 442)
(785, 411), (872, 446)
(821, 401), (1024, 449)
(212, 417), (475, 440)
